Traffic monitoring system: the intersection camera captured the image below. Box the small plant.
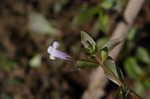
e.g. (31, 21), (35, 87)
(47, 31), (142, 99)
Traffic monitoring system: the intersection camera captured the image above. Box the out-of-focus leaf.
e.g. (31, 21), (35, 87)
(0, 53), (17, 70)
(98, 10), (110, 33)
(0, 61), (17, 70)
(134, 82), (145, 95)
(128, 28), (137, 41)
(72, 6), (99, 27)
(28, 12), (61, 34)
(136, 47), (150, 64)
(96, 37), (109, 49)
(101, 0), (115, 9)
(103, 56), (122, 86)
(29, 54), (42, 68)
(124, 57), (144, 79)
(76, 60), (99, 68)
(54, 0), (69, 14)
(101, 0), (126, 11)
(81, 31), (96, 54)
(142, 79), (150, 89)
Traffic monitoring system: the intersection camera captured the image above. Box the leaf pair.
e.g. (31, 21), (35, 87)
(99, 38), (121, 63)
(80, 31), (124, 86)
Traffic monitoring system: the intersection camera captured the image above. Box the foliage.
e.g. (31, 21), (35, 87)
(79, 31), (143, 98)
(0, 0), (149, 99)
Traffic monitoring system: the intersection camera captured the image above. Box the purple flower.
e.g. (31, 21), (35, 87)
(47, 41), (71, 60)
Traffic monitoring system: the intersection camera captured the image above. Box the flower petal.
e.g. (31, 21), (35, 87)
(52, 41), (60, 49)
(52, 49), (71, 60)
(47, 41), (71, 60)
(47, 46), (53, 54)
(50, 55), (56, 60)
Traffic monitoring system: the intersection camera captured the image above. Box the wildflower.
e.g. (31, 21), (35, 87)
(47, 41), (71, 60)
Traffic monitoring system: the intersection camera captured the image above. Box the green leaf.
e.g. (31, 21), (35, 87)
(72, 6), (99, 26)
(29, 54), (42, 68)
(101, 0), (126, 10)
(124, 57), (144, 80)
(76, 60), (99, 69)
(143, 79), (150, 89)
(136, 47), (150, 64)
(96, 37), (109, 49)
(134, 81), (145, 95)
(100, 47), (108, 63)
(128, 28), (137, 41)
(98, 39), (121, 62)
(101, 0), (115, 9)
(102, 39), (121, 51)
(81, 31), (96, 54)
(92, 10), (110, 33)
(103, 56), (122, 85)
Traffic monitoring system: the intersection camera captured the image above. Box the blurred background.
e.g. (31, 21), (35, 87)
(0, 0), (150, 99)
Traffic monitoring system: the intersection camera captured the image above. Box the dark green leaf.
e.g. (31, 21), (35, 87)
(142, 79), (150, 89)
(72, 6), (99, 26)
(136, 47), (150, 64)
(124, 57), (144, 80)
(76, 60), (99, 68)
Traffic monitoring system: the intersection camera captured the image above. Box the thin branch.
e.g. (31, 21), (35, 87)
(110, 0), (145, 60)
(81, 0), (145, 99)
